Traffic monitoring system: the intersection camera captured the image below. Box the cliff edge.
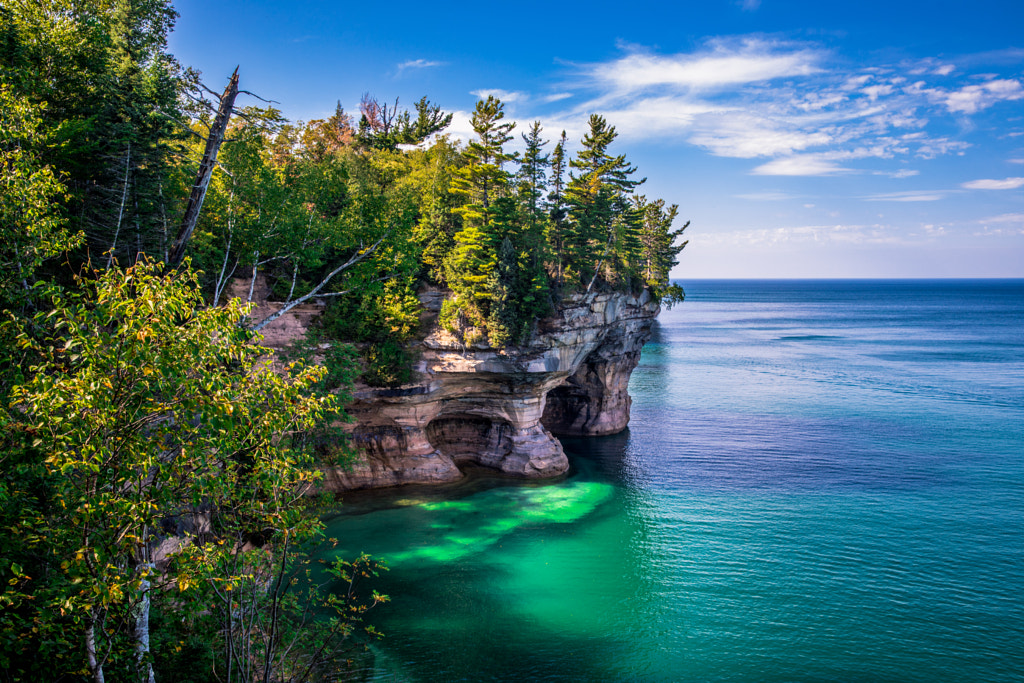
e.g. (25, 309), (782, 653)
(322, 289), (660, 490)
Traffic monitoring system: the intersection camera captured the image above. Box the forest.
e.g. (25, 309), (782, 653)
(0, 1), (688, 681)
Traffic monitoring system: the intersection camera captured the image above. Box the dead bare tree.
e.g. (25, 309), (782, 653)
(167, 68), (240, 269)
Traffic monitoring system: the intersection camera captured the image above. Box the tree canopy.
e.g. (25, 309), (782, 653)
(0, 1), (689, 678)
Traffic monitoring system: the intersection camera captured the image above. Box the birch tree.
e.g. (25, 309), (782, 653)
(5, 259), (339, 681)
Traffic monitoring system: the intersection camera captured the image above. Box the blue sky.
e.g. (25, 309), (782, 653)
(169, 0), (1024, 278)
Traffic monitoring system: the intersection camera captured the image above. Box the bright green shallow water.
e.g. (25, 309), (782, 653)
(321, 280), (1024, 682)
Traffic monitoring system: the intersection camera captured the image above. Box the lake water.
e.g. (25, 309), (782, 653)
(321, 280), (1024, 682)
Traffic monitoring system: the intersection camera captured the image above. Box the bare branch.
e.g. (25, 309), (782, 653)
(251, 235), (387, 332)
(237, 90), (278, 104)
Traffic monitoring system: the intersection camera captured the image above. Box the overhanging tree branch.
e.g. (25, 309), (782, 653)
(250, 235), (387, 332)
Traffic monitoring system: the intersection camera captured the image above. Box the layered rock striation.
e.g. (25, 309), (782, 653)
(323, 290), (660, 491)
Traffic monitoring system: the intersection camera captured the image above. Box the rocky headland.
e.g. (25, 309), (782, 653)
(321, 289), (660, 490)
(242, 277), (661, 490)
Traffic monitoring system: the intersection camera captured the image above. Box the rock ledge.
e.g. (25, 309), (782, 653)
(324, 290), (660, 491)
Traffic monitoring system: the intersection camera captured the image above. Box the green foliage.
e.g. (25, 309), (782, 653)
(483, 199), (552, 347)
(408, 136), (464, 285)
(0, 85), (81, 310)
(439, 297), (461, 334)
(299, 101), (355, 162)
(658, 282), (687, 308)
(444, 222), (493, 329)
(450, 95), (516, 216)
(1, 0), (188, 265)
(546, 130), (570, 286)
(166, 538), (388, 683)
(486, 236), (518, 347)
(0, 258), (350, 680)
(517, 120), (550, 233)
(564, 114), (646, 290)
(363, 338), (415, 387)
(356, 95), (453, 151)
(442, 96), (520, 334)
(317, 276), (422, 386)
(635, 195), (689, 301)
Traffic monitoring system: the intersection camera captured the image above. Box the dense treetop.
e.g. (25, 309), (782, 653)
(2, 1), (687, 352)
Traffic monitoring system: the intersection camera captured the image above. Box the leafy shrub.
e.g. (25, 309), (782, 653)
(363, 338), (414, 387)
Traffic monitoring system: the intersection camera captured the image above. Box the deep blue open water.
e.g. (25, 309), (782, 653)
(323, 279), (1024, 681)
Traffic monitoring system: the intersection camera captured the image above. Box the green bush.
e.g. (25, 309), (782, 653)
(363, 338), (414, 387)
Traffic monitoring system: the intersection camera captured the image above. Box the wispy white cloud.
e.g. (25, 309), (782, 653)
(752, 155), (851, 176)
(688, 112), (832, 157)
(587, 39), (822, 93)
(973, 227), (1024, 236)
(864, 190), (947, 202)
(909, 59), (956, 77)
(488, 39), (1024, 177)
(471, 88), (528, 103)
(541, 92), (573, 103)
(980, 212), (1024, 223)
(1009, 158), (1024, 164)
(913, 136), (970, 159)
(972, 215), (1024, 236)
(920, 224), (948, 236)
(739, 0), (761, 11)
(910, 77), (1024, 114)
(397, 58), (444, 73)
(962, 176), (1024, 189)
(875, 169), (920, 178)
(862, 84), (894, 101)
(735, 191), (798, 201)
(698, 223), (916, 247)
(585, 97), (719, 139)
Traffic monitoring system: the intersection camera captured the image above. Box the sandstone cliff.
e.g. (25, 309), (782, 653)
(321, 289), (660, 491)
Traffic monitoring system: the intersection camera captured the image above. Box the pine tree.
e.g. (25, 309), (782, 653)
(636, 195), (689, 301)
(564, 115), (643, 289)
(517, 121), (549, 233)
(356, 95), (452, 151)
(608, 193), (645, 290)
(450, 96), (517, 215)
(443, 221), (493, 327)
(546, 130), (569, 285)
(408, 96), (454, 145)
(487, 235), (519, 347)
(445, 96), (517, 327)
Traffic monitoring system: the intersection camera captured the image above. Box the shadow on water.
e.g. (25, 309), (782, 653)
(319, 432), (663, 682)
(559, 430), (633, 486)
(327, 464), (571, 518)
(353, 557), (653, 682)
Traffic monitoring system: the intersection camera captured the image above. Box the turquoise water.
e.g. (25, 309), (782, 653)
(322, 280), (1024, 681)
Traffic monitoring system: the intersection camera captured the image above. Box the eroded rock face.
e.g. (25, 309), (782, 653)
(326, 290), (660, 491)
(541, 312), (653, 436)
